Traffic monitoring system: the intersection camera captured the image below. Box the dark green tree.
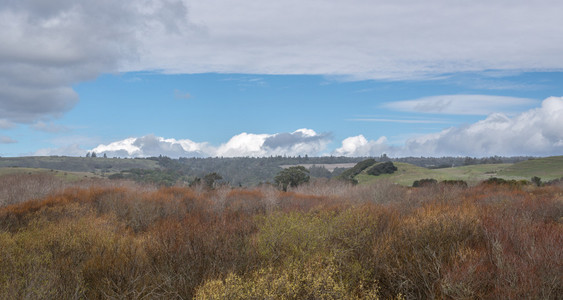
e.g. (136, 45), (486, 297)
(203, 172), (223, 189)
(531, 176), (542, 187)
(274, 166), (310, 191)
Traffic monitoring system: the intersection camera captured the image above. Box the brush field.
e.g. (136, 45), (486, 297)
(0, 171), (561, 299)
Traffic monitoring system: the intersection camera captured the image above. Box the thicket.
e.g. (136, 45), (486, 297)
(366, 161), (398, 176)
(338, 159), (377, 184)
(0, 176), (561, 299)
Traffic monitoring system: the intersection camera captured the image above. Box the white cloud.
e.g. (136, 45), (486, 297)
(402, 97), (563, 156)
(30, 97), (563, 158)
(87, 129), (331, 158)
(384, 95), (538, 115)
(90, 134), (212, 158)
(334, 135), (392, 157)
(0, 119), (15, 129)
(4, 1), (563, 125)
(337, 97), (563, 157)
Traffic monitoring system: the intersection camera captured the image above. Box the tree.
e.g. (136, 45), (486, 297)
(531, 176), (542, 187)
(203, 172), (223, 189)
(103, 153), (107, 158)
(86, 152), (91, 158)
(366, 161), (397, 176)
(274, 166), (310, 191)
(91, 152), (97, 158)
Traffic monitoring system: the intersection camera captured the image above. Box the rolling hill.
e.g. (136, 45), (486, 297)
(356, 156), (563, 186)
(498, 156), (563, 180)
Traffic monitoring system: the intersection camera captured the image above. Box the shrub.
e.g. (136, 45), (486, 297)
(195, 256), (359, 300)
(412, 178), (437, 187)
(440, 180), (468, 188)
(366, 161), (398, 176)
(338, 159), (377, 183)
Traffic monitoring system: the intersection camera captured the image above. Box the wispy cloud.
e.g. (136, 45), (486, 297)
(384, 95), (537, 115)
(0, 136), (17, 144)
(349, 118), (449, 124)
(174, 89), (191, 100)
(31, 121), (70, 133)
(0, 119), (15, 129)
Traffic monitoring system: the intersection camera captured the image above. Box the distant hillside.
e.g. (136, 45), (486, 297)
(498, 156), (563, 180)
(0, 157), (158, 173)
(0, 167), (101, 182)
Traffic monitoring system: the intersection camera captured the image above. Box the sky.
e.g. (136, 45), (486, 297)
(1, 0), (563, 158)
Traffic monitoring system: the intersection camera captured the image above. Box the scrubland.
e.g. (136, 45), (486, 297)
(0, 174), (562, 299)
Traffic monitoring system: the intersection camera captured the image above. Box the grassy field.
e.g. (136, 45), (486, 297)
(498, 156), (563, 180)
(0, 156), (158, 173)
(0, 167), (101, 182)
(357, 156), (563, 186)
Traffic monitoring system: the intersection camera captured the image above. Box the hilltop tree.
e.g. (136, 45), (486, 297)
(274, 166), (310, 191)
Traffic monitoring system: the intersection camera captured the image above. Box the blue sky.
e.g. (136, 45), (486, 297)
(1, 1), (563, 158)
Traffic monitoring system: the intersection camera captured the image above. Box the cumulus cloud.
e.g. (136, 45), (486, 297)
(336, 97), (563, 157)
(334, 135), (392, 157)
(90, 135), (211, 158)
(89, 129), (331, 158)
(384, 95), (537, 115)
(402, 97), (563, 156)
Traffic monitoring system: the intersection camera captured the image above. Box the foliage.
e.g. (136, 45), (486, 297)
(203, 172), (223, 189)
(309, 165), (333, 178)
(482, 177), (530, 187)
(109, 168), (185, 186)
(338, 159), (377, 183)
(412, 178), (437, 187)
(440, 180), (468, 188)
(274, 166), (310, 191)
(366, 161), (398, 176)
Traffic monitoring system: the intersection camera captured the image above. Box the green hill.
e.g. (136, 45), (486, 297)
(498, 156), (563, 180)
(356, 156), (563, 186)
(356, 162), (512, 186)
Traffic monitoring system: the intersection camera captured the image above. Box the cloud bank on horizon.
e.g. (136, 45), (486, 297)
(65, 97), (562, 158)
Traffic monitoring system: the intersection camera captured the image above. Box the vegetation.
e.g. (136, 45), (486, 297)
(2, 155), (560, 188)
(366, 161), (398, 176)
(0, 172), (561, 299)
(274, 166), (310, 191)
(412, 178), (438, 187)
(338, 158), (377, 184)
